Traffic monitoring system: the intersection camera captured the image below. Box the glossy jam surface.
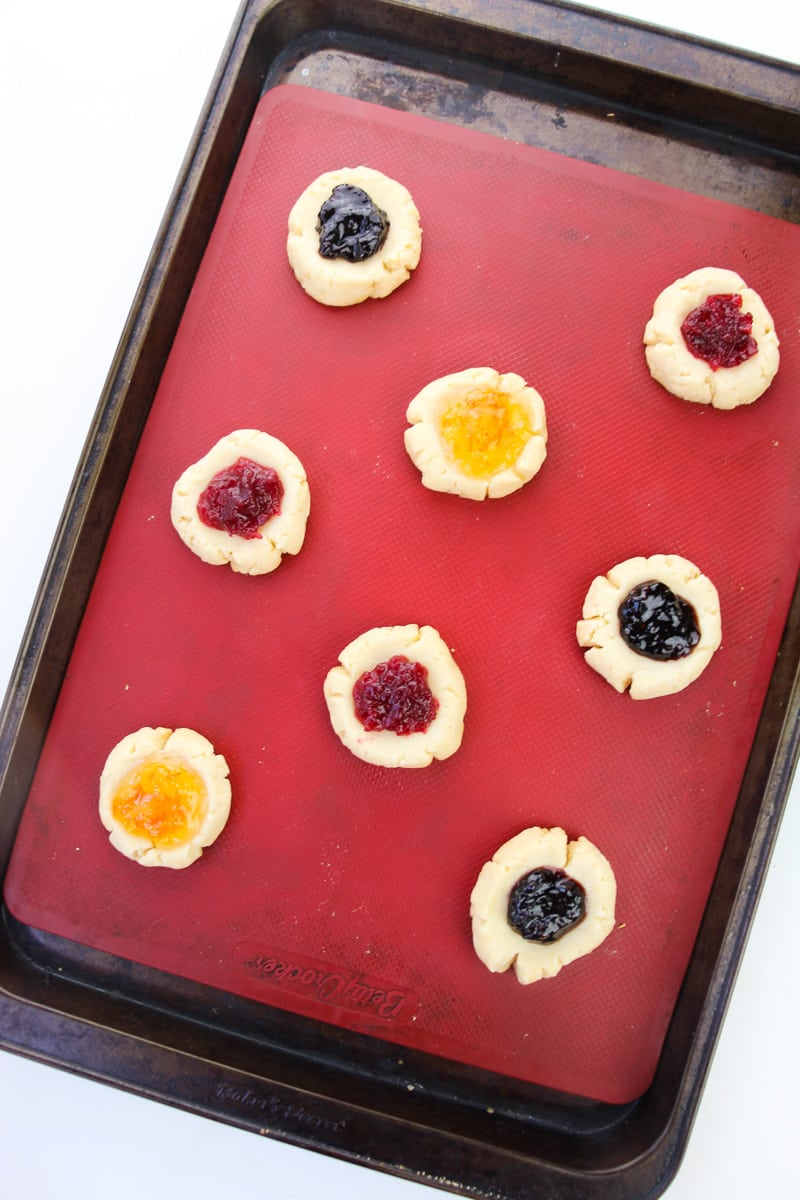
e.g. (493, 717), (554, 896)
(618, 579), (700, 661)
(507, 868), (586, 943)
(680, 293), (758, 370)
(197, 456), (283, 539)
(317, 184), (389, 262)
(353, 655), (439, 735)
(111, 756), (208, 849)
(439, 389), (533, 479)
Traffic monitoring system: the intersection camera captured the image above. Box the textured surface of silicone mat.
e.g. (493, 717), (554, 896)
(5, 84), (800, 1105)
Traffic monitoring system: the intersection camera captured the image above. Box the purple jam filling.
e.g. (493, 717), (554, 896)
(317, 183), (389, 262)
(507, 867), (586, 943)
(618, 579), (700, 661)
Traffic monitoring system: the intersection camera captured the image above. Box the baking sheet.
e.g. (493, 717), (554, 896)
(5, 83), (800, 1107)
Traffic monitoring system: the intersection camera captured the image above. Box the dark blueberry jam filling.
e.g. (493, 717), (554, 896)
(618, 579), (700, 661)
(197, 456), (283, 539)
(680, 293), (758, 370)
(507, 868), (586, 943)
(353, 655), (439, 735)
(317, 184), (390, 262)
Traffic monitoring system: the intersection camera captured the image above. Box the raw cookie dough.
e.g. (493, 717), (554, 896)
(286, 166), (422, 306)
(644, 267), (780, 409)
(99, 726), (231, 868)
(470, 826), (617, 984)
(323, 624), (467, 768)
(404, 367), (548, 500)
(171, 429), (310, 575)
(576, 553), (722, 700)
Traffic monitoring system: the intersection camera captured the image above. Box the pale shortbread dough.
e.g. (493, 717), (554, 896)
(171, 429), (310, 575)
(404, 367), (548, 500)
(286, 166), (422, 307)
(470, 826), (617, 984)
(576, 553), (722, 700)
(323, 624), (467, 768)
(99, 726), (231, 868)
(644, 267), (779, 409)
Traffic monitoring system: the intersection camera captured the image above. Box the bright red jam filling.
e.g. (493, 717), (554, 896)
(680, 293), (758, 370)
(197, 456), (283, 539)
(353, 655), (439, 735)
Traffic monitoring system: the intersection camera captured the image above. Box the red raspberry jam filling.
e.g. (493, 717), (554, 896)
(353, 655), (439, 735)
(680, 293), (758, 370)
(197, 456), (283, 539)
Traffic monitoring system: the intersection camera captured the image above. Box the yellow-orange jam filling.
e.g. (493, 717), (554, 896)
(438, 389), (533, 479)
(111, 756), (208, 849)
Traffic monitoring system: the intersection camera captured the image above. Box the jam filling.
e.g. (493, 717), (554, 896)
(507, 867), (586, 943)
(317, 183), (390, 262)
(353, 655), (439, 735)
(680, 293), (758, 370)
(197, 456), (283, 539)
(439, 388), (533, 479)
(618, 579), (700, 661)
(111, 756), (208, 849)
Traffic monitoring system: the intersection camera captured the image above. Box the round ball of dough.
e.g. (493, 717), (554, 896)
(576, 553), (722, 700)
(99, 726), (231, 868)
(286, 166), (422, 307)
(470, 826), (617, 984)
(643, 267), (779, 409)
(171, 429), (310, 575)
(323, 624), (467, 768)
(404, 367), (548, 500)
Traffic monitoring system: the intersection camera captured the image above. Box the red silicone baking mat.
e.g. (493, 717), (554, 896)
(5, 85), (800, 1105)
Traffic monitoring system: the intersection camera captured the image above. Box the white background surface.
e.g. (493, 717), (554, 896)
(0, 1), (797, 1196)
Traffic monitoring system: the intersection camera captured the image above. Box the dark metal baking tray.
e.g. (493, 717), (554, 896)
(1, 1), (799, 1196)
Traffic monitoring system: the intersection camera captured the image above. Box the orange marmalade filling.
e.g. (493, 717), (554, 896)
(438, 388), (533, 479)
(111, 756), (208, 849)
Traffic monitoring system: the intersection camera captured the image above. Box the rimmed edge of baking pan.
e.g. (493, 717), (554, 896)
(1, 3), (799, 1198)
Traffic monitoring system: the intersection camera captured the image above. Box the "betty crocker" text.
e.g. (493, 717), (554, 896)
(232, 942), (419, 1024)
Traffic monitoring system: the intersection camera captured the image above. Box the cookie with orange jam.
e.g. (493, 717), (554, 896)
(404, 367), (547, 500)
(99, 726), (231, 868)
